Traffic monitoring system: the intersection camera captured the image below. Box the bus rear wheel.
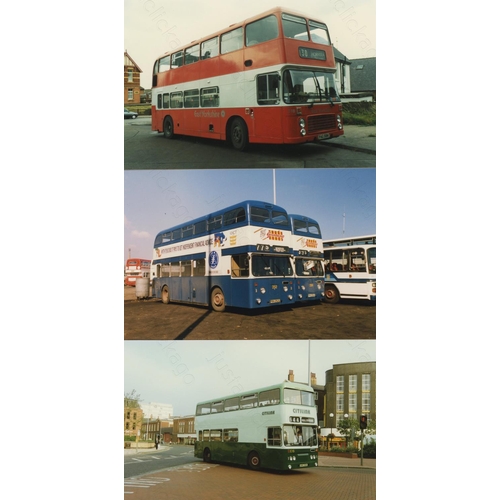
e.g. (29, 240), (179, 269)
(211, 287), (225, 312)
(324, 285), (340, 304)
(161, 286), (170, 304)
(229, 117), (248, 151)
(247, 451), (261, 470)
(203, 448), (212, 463)
(163, 116), (174, 139)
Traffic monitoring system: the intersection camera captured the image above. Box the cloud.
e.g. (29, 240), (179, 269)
(131, 230), (150, 239)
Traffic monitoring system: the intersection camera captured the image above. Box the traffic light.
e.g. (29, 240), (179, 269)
(360, 414), (367, 430)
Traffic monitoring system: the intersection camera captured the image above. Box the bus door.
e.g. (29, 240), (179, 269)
(253, 72), (282, 141)
(191, 257), (208, 304)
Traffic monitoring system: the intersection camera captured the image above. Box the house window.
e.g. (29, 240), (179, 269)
(128, 89), (133, 101)
(362, 374), (370, 391)
(362, 392), (370, 412)
(349, 375), (357, 392)
(336, 375), (344, 393)
(128, 69), (133, 82)
(349, 393), (357, 412)
(336, 393), (344, 413)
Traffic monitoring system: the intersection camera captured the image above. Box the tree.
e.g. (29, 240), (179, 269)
(337, 417), (376, 446)
(125, 389), (142, 408)
(336, 417), (358, 446)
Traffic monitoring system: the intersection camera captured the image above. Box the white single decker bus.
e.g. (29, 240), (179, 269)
(323, 235), (376, 303)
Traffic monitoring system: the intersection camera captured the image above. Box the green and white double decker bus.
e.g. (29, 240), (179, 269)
(194, 381), (319, 471)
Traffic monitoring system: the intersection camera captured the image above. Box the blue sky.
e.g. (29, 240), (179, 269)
(124, 339), (375, 416)
(124, 0), (375, 90)
(124, 168), (375, 263)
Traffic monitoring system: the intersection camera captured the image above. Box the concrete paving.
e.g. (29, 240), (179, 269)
(124, 445), (375, 469)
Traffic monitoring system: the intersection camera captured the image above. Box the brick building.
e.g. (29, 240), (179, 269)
(324, 361), (376, 428)
(173, 415), (196, 444)
(124, 406), (143, 438)
(124, 51), (142, 104)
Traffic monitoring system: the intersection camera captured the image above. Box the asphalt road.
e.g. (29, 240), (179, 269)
(125, 445), (196, 478)
(124, 286), (375, 340)
(124, 117), (376, 169)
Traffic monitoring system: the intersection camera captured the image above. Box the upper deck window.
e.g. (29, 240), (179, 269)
(272, 210), (289, 225)
(171, 51), (183, 68)
(309, 20), (331, 45)
(245, 15), (279, 46)
(201, 36), (219, 59)
(185, 44), (200, 65)
(282, 13), (308, 40)
(159, 55), (170, 72)
(221, 27), (243, 54)
(223, 207), (246, 226)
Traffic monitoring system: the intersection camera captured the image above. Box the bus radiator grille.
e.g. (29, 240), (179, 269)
(307, 115), (336, 133)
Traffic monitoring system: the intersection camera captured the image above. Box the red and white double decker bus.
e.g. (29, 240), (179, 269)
(124, 258), (151, 286)
(151, 7), (344, 150)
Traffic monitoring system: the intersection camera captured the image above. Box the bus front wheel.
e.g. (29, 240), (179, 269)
(203, 448), (212, 463)
(211, 287), (226, 312)
(229, 117), (248, 151)
(161, 286), (170, 304)
(324, 285), (340, 304)
(163, 116), (174, 139)
(247, 451), (261, 470)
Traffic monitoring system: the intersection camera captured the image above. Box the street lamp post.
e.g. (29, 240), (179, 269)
(344, 413), (349, 448)
(329, 413), (334, 450)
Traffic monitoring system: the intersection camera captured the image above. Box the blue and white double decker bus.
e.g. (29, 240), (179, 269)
(289, 214), (324, 303)
(322, 235), (376, 303)
(194, 381), (319, 471)
(150, 200), (296, 311)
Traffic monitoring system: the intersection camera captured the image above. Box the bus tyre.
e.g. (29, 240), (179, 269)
(203, 448), (212, 463)
(211, 287), (225, 312)
(163, 116), (174, 139)
(230, 117), (248, 151)
(161, 286), (170, 304)
(324, 285), (340, 304)
(248, 451), (261, 470)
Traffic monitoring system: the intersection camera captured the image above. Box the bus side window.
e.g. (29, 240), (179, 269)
(221, 27), (243, 54)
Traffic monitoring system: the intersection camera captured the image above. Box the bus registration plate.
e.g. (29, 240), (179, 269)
(317, 133), (331, 140)
(269, 299), (282, 304)
(299, 463), (308, 467)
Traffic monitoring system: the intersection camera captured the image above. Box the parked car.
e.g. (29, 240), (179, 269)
(124, 108), (138, 119)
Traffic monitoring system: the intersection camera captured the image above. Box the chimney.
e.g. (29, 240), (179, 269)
(310, 372), (317, 385)
(288, 369), (294, 382)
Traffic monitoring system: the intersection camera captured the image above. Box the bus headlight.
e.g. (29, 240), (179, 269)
(256, 298), (262, 304)
(299, 118), (306, 136)
(336, 114), (343, 130)
(298, 293), (303, 299)
(260, 287), (266, 294)
(283, 285), (288, 292)
(288, 294), (294, 301)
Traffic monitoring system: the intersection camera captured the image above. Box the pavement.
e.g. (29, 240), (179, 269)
(127, 116), (375, 155)
(329, 124), (376, 154)
(124, 444), (376, 469)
